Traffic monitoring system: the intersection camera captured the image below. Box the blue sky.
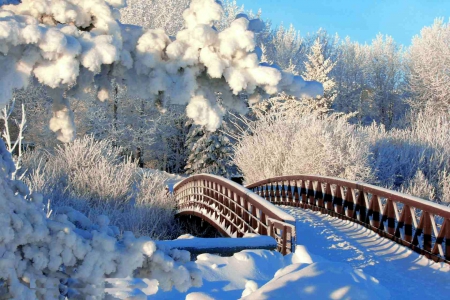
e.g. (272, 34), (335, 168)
(238, 0), (450, 46)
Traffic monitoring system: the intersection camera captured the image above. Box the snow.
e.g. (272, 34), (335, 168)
(243, 262), (389, 300)
(0, 138), (201, 299)
(156, 234), (277, 253)
(283, 206), (450, 299)
(112, 205), (450, 299)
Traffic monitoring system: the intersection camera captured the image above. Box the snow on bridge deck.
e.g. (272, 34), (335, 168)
(282, 206), (450, 299)
(107, 206), (450, 299)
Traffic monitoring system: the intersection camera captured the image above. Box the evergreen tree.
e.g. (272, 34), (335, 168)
(184, 121), (236, 177)
(302, 37), (337, 114)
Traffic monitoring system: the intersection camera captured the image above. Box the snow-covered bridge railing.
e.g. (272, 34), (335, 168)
(173, 174), (296, 255)
(247, 175), (450, 264)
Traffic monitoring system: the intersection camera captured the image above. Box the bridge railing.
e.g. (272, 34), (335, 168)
(247, 175), (450, 263)
(173, 174), (296, 254)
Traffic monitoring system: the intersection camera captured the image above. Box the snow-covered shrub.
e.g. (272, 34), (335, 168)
(123, 172), (180, 239)
(232, 109), (373, 184)
(0, 138), (200, 299)
(20, 136), (180, 239)
(401, 170), (435, 201)
(363, 110), (450, 203)
(22, 136), (135, 203)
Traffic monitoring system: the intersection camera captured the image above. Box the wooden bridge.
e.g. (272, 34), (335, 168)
(174, 174), (450, 263)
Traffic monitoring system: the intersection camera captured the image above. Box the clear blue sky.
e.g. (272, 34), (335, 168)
(238, 0), (450, 46)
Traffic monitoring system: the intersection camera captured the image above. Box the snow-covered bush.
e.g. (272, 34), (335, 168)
(0, 138), (200, 299)
(232, 109), (373, 184)
(363, 110), (450, 203)
(20, 136), (181, 239)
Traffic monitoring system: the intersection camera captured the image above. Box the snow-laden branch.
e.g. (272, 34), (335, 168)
(0, 0), (322, 142)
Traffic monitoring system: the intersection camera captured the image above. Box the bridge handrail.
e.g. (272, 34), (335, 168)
(247, 175), (450, 219)
(174, 174), (295, 222)
(246, 174), (450, 263)
(174, 174), (296, 254)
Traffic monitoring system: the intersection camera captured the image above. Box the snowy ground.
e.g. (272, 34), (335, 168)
(283, 206), (450, 299)
(107, 207), (450, 299)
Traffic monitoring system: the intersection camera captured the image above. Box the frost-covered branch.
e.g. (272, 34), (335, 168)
(1, 98), (27, 178)
(0, 0), (322, 142)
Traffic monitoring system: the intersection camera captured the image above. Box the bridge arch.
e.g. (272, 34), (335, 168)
(173, 174), (296, 254)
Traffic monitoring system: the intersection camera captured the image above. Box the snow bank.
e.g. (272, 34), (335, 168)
(0, 0), (323, 142)
(156, 234), (277, 254)
(243, 262), (390, 300)
(0, 138), (200, 299)
(142, 244), (389, 299)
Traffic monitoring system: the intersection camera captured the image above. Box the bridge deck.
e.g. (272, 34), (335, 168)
(285, 205), (450, 299)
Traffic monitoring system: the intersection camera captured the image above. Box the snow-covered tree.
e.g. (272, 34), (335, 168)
(120, 0), (190, 36)
(263, 24), (306, 73)
(332, 37), (369, 118)
(332, 35), (405, 126)
(216, 0), (244, 31)
(365, 34), (405, 127)
(302, 37), (337, 114)
(408, 18), (450, 113)
(184, 121), (236, 177)
(0, 0), (322, 144)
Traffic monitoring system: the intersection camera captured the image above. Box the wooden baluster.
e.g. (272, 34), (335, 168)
(287, 180), (294, 205)
(422, 212), (433, 253)
(383, 200), (396, 235)
(355, 191), (367, 223)
(274, 182), (281, 203)
(281, 181), (287, 205)
(268, 219), (274, 239)
(368, 195), (381, 229)
(307, 180), (315, 207)
(214, 182), (219, 220)
(260, 212), (267, 235)
(403, 205), (414, 243)
(234, 193), (240, 228)
(333, 185), (343, 216)
(281, 225), (288, 255)
(431, 218), (447, 258)
(315, 182), (324, 212)
(219, 185), (225, 225)
(242, 197), (250, 232)
(268, 183), (274, 202)
(251, 205), (258, 231)
(293, 180), (301, 208)
(445, 220), (450, 260)
(264, 183), (269, 202)
(324, 183), (333, 211)
(300, 180), (307, 208)
(344, 187), (355, 218)
(412, 210), (424, 248)
(205, 181), (211, 214)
